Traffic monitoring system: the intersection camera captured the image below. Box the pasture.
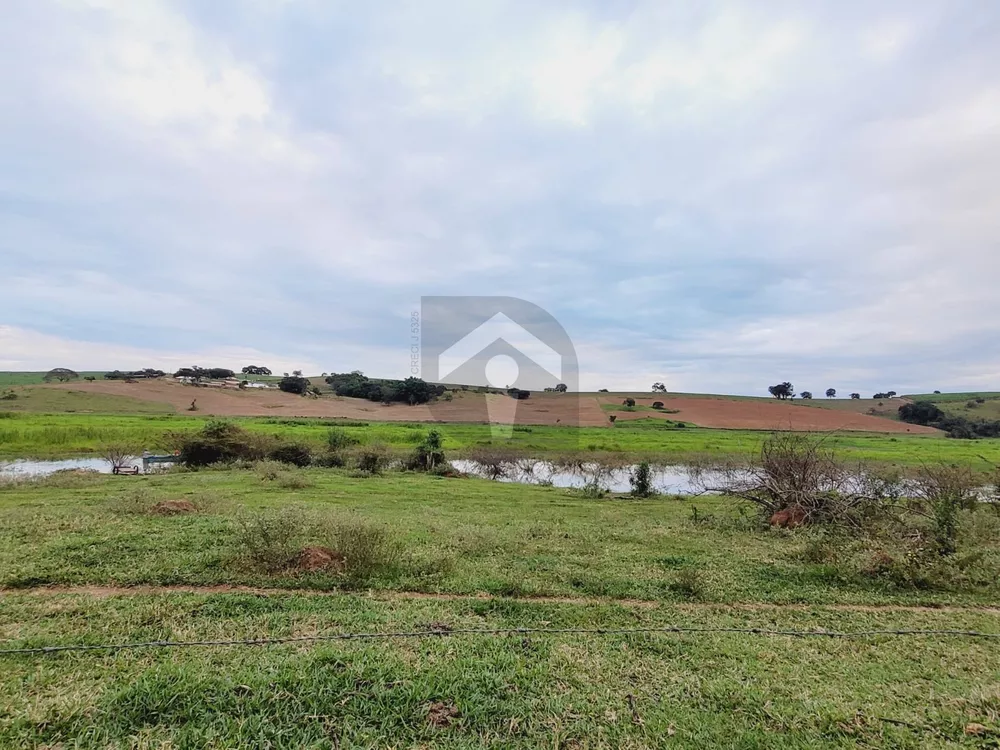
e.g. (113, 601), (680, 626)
(2, 467), (1000, 747)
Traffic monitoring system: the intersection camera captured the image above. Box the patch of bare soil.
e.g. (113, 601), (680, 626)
(150, 500), (197, 515)
(427, 702), (461, 728)
(294, 546), (345, 573)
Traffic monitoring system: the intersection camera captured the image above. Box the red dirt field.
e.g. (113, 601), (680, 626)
(42, 380), (940, 433)
(600, 397), (939, 434)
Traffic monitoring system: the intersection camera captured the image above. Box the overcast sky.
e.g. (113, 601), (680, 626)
(2, 1), (999, 395)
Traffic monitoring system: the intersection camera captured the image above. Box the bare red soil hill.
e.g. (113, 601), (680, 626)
(44, 380), (936, 433)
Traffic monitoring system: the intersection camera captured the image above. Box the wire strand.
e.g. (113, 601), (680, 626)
(3, 625), (999, 656)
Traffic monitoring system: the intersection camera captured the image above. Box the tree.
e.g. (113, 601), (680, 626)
(887, 391), (897, 398)
(623, 398), (636, 408)
(554, 383), (568, 393)
(801, 391), (814, 399)
(768, 382), (795, 400)
(651, 382), (667, 393)
(242, 365), (272, 376)
(598, 388), (609, 393)
(850, 393), (861, 400)
(292, 370), (303, 377)
(42, 368), (79, 383)
(898, 401), (945, 426)
(278, 376), (310, 395)
(826, 388), (836, 398)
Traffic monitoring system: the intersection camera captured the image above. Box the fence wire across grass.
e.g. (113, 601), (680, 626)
(4, 624), (1000, 657)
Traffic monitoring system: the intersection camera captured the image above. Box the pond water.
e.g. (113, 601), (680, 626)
(0, 456), (173, 477)
(450, 459), (709, 495)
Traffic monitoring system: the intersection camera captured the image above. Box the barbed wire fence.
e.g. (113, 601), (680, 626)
(3, 623), (999, 657)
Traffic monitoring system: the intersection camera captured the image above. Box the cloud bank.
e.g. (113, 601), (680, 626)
(2, 0), (998, 395)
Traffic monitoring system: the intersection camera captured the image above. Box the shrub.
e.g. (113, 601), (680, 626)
(278, 376), (310, 395)
(314, 450), (347, 468)
(327, 428), (360, 450)
(690, 432), (902, 527)
(630, 461), (654, 497)
(178, 421), (275, 467)
(354, 443), (392, 474)
(464, 445), (523, 480)
(407, 429), (445, 471)
(912, 464), (980, 556)
(235, 508), (307, 572)
(99, 441), (143, 472)
(898, 401), (945, 426)
(651, 401), (664, 409)
(269, 442), (313, 467)
(325, 518), (401, 583)
(622, 398), (636, 408)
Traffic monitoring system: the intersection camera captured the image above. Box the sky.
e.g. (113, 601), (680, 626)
(1, 0), (999, 395)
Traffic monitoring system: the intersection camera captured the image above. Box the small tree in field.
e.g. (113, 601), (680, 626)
(623, 398), (636, 408)
(768, 382), (795, 400)
(43, 368), (79, 383)
(826, 388), (836, 398)
(850, 393), (861, 400)
(800, 391), (813, 399)
(651, 382), (666, 393)
(554, 383), (568, 393)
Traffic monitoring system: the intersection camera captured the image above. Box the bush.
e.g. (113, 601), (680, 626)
(407, 429), (446, 471)
(354, 443), (392, 474)
(630, 461), (654, 497)
(235, 508), (307, 572)
(278, 376), (310, 395)
(313, 450), (347, 468)
(269, 442), (313, 467)
(651, 401), (664, 409)
(178, 421), (275, 467)
(324, 518), (401, 583)
(327, 428), (360, 451)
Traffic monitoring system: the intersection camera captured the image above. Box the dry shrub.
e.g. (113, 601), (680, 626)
(910, 463), (981, 556)
(554, 454), (628, 497)
(463, 445), (525, 480)
(691, 432), (902, 528)
(322, 517), (401, 582)
(235, 507), (308, 572)
(234, 509), (400, 582)
(99, 441), (143, 472)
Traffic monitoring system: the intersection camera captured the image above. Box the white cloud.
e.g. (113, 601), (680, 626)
(1, 0), (999, 395)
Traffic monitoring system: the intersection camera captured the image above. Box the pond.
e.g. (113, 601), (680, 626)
(0, 456), (173, 477)
(450, 459), (709, 494)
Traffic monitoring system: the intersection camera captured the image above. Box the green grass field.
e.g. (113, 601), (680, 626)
(0, 371), (105, 387)
(2, 412), (999, 468)
(1, 468), (999, 747)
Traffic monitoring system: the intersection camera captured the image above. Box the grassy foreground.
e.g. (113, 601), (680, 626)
(3, 592), (1000, 748)
(3, 412), (1000, 468)
(1, 468), (1000, 747)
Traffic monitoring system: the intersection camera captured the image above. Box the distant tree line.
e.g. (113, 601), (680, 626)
(898, 400), (1000, 439)
(324, 371), (444, 405)
(105, 369), (166, 380)
(174, 367), (236, 380)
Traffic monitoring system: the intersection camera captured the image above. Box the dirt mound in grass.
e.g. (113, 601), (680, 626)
(151, 500), (197, 515)
(295, 546), (345, 572)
